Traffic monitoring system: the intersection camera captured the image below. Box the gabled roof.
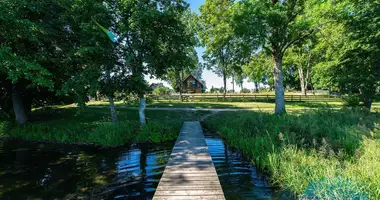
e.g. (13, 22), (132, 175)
(182, 75), (204, 87)
(175, 74), (204, 89)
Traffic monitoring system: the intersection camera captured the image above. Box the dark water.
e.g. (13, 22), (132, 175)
(0, 141), (173, 200)
(204, 131), (278, 200)
(0, 132), (277, 200)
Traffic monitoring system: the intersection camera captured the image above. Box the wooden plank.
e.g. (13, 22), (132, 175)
(153, 121), (225, 200)
(157, 185), (223, 190)
(153, 195), (225, 200)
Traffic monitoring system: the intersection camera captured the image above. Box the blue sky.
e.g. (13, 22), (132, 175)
(146, 0), (255, 91)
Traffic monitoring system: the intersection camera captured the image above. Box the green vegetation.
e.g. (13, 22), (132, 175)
(0, 0), (378, 197)
(2, 108), (209, 147)
(204, 109), (380, 199)
(152, 86), (171, 96)
(0, 0), (198, 125)
(0, 121), (9, 138)
(88, 100), (344, 109)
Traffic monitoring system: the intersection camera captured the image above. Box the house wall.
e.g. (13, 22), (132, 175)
(181, 76), (203, 93)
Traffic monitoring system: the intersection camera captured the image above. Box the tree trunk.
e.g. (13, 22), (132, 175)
(12, 86), (28, 125)
(272, 49), (286, 115)
(139, 94), (146, 125)
(254, 82), (259, 93)
(310, 76), (315, 95)
(360, 88), (374, 110)
(232, 76), (235, 93)
(106, 69), (117, 124)
(363, 95), (372, 110)
(108, 95), (118, 124)
(223, 72), (227, 100)
(298, 68), (307, 96)
(179, 71), (183, 101)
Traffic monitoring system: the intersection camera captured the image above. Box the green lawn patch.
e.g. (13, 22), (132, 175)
(204, 108), (380, 199)
(4, 107), (209, 147)
(88, 100), (344, 109)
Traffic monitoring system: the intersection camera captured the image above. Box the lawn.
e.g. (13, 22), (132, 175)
(203, 108), (380, 199)
(1, 107), (210, 147)
(87, 100), (344, 109)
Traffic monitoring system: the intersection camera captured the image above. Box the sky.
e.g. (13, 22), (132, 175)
(145, 0), (256, 92)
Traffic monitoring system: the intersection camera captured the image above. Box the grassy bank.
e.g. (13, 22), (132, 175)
(2, 107), (209, 147)
(204, 109), (380, 199)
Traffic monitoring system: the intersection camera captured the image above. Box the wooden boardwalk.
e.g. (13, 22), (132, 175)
(153, 121), (225, 200)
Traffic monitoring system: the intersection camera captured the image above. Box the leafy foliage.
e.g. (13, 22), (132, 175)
(153, 86), (171, 96)
(199, 0), (238, 95)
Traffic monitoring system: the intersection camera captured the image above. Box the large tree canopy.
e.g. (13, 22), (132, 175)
(198, 0), (237, 97)
(232, 0), (329, 114)
(0, 0), (197, 124)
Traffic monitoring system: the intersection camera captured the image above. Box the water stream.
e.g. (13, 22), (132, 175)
(0, 131), (278, 199)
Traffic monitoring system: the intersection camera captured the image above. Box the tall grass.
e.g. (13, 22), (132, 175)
(204, 108), (380, 199)
(3, 107), (208, 147)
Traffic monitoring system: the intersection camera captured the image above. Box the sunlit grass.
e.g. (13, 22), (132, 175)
(204, 108), (380, 199)
(87, 100), (345, 109)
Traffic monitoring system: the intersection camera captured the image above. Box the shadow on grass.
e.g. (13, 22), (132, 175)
(144, 101), (340, 109)
(286, 101), (342, 108)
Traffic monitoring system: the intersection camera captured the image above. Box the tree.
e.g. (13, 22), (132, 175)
(0, 0), (86, 124)
(209, 86), (218, 93)
(153, 86), (171, 96)
(338, 0), (380, 109)
(243, 52), (272, 93)
(284, 40), (316, 95)
(0, 0), (122, 125)
(234, 72), (245, 92)
(233, 0), (326, 114)
(165, 9), (199, 100)
(115, 0), (191, 124)
(311, 0), (379, 109)
(199, 0), (236, 99)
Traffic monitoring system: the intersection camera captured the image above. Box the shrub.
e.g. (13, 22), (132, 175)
(240, 88), (251, 93)
(153, 86), (171, 96)
(342, 94), (361, 106)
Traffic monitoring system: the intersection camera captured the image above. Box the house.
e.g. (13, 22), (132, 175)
(177, 75), (204, 93)
(149, 83), (164, 90)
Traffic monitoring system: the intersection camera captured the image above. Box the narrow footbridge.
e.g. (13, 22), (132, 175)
(153, 121), (225, 200)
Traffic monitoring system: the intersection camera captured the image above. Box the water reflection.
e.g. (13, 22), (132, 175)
(204, 131), (279, 200)
(0, 131), (279, 200)
(0, 141), (172, 200)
